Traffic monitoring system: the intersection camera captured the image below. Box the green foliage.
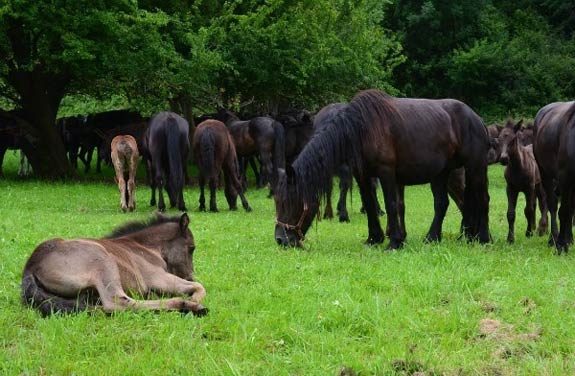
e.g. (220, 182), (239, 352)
(384, 0), (575, 118)
(213, 0), (403, 112)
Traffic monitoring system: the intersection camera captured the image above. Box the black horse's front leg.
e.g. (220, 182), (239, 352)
(357, 174), (385, 246)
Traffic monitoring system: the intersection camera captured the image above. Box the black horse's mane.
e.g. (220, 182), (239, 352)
(285, 89), (398, 206)
(105, 214), (181, 239)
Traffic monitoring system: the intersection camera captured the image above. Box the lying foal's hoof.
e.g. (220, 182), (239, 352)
(180, 303), (209, 317)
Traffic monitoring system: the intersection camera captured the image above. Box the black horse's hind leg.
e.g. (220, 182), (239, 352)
(0, 146), (6, 177)
(524, 189), (537, 238)
(198, 175), (206, 211)
(557, 184), (574, 253)
(506, 186), (519, 243)
(536, 183), (548, 236)
(225, 157), (252, 212)
(541, 173), (559, 247)
(397, 185), (407, 242)
(223, 171), (238, 211)
(209, 177), (218, 212)
(462, 164), (490, 243)
(248, 156), (262, 189)
(337, 166), (351, 222)
(83, 146), (94, 173)
(147, 160), (157, 207)
(324, 179), (334, 219)
(425, 175), (450, 243)
(357, 174), (386, 246)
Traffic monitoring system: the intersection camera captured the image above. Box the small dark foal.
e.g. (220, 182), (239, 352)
(499, 120), (548, 243)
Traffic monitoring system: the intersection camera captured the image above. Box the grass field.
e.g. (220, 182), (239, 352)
(1, 152), (574, 375)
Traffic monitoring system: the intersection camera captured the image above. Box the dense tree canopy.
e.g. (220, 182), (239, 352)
(0, 0), (573, 177)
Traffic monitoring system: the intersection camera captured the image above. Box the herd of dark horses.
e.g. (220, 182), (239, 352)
(13, 89), (575, 316)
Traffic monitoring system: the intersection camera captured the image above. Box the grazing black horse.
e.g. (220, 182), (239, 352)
(274, 90), (490, 249)
(533, 101), (575, 253)
(499, 120), (548, 242)
(142, 112), (189, 212)
(192, 120), (252, 212)
(216, 109), (285, 189)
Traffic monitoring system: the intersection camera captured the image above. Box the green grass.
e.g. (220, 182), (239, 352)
(1, 152), (575, 375)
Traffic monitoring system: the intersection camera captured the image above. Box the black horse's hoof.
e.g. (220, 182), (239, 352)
(339, 216), (350, 223)
(364, 236), (384, 246)
(209, 208), (219, 213)
(424, 234), (441, 243)
(244, 206), (252, 212)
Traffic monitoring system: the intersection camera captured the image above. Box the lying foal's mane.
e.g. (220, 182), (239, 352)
(105, 215), (181, 239)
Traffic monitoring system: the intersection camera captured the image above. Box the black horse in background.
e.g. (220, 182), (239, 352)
(276, 110), (314, 164)
(533, 101), (575, 253)
(142, 112), (190, 212)
(0, 110), (30, 177)
(216, 109), (285, 190)
(274, 89), (490, 249)
(58, 110), (143, 173)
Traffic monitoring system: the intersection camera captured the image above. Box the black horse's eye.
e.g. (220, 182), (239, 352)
(189, 245), (195, 254)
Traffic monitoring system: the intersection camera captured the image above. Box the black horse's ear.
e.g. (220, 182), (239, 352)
(179, 213), (190, 232)
(286, 165), (296, 185)
(514, 119), (524, 132)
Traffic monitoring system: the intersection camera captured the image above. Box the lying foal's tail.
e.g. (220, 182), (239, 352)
(21, 272), (88, 317)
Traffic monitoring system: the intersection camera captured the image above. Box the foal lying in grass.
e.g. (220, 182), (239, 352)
(21, 213), (207, 316)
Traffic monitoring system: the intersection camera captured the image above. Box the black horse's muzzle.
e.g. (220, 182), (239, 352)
(275, 224), (303, 247)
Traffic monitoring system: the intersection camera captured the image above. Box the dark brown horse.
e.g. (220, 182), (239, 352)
(21, 213), (207, 316)
(192, 120), (252, 212)
(499, 120), (548, 242)
(142, 112), (189, 212)
(274, 90), (490, 249)
(216, 109), (285, 189)
(533, 101), (575, 252)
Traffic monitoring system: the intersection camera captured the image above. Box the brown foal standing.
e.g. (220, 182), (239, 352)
(111, 135), (139, 212)
(499, 120), (548, 243)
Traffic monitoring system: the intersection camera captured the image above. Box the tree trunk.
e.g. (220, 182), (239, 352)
(8, 69), (75, 179)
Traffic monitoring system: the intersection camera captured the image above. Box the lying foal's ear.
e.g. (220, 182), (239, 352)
(514, 119), (523, 133)
(179, 213), (190, 232)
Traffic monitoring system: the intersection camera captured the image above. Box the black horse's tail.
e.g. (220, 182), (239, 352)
(271, 120), (286, 186)
(166, 116), (185, 200)
(21, 271), (89, 317)
(198, 129), (216, 179)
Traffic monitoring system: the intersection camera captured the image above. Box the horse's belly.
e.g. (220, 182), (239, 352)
(395, 163), (447, 185)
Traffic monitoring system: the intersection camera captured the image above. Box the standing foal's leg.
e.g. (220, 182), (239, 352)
(127, 153), (138, 212)
(112, 153), (128, 212)
(506, 185), (519, 243)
